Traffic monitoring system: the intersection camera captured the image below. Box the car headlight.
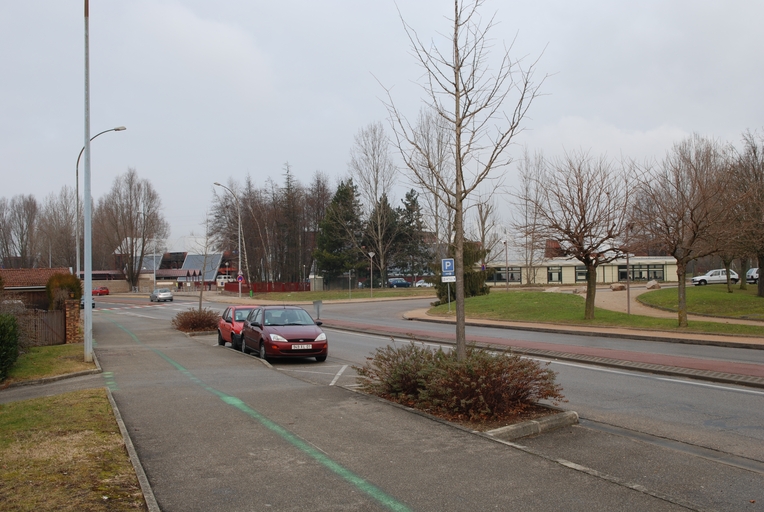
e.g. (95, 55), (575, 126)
(270, 334), (287, 342)
(315, 332), (327, 342)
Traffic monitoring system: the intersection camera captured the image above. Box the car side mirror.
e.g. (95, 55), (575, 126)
(315, 321), (323, 326)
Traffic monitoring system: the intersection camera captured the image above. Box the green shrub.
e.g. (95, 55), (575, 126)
(354, 342), (564, 422)
(172, 308), (219, 332)
(46, 273), (82, 310)
(0, 314), (20, 381)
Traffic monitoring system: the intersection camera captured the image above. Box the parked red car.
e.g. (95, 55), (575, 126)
(92, 286), (110, 296)
(241, 305), (327, 362)
(218, 305), (257, 349)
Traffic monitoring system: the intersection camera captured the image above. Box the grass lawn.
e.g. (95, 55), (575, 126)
(638, 284), (764, 320)
(429, 290), (764, 337)
(0, 388), (146, 511)
(3, 343), (96, 387)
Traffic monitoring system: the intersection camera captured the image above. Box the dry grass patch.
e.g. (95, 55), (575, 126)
(3, 343), (95, 387)
(0, 388), (146, 511)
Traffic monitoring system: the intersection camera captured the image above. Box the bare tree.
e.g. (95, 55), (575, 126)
(94, 169), (169, 288)
(0, 195), (39, 268)
(520, 151), (630, 319)
(348, 122), (399, 285)
(468, 193), (502, 271)
(386, 0), (544, 358)
(632, 135), (736, 327)
(38, 187), (78, 269)
(732, 130), (764, 297)
(510, 148), (547, 285)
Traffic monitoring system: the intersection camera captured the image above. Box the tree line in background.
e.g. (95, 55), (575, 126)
(2, 1), (764, 338)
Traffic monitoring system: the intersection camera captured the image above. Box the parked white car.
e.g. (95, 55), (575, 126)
(415, 279), (434, 288)
(691, 269), (739, 286)
(746, 268), (759, 284)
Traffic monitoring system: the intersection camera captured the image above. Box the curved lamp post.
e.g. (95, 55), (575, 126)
(75, 126), (126, 278)
(214, 183), (242, 298)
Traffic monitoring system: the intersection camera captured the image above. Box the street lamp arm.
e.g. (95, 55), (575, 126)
(76, 126), (127, 171)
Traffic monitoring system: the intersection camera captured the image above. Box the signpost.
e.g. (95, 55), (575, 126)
(441, 258), (456, 312)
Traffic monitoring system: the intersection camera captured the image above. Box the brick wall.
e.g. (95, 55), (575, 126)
(64, 299), (83, 344)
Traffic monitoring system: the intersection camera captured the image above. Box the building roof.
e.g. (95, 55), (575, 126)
(178, 254), (223, 282)
(0, 267), (72, 289)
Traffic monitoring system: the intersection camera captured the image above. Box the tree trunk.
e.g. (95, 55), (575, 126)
(584, 264), (597, 320)
(758, 252), (764, 298)
(677, 261), (688, 328)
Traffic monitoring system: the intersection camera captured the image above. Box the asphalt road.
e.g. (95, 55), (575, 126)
(79, 294), (764, 511)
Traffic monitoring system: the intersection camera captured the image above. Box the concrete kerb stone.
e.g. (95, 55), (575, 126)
(486, 411), (579, 441)
(106, 387), (160, 512)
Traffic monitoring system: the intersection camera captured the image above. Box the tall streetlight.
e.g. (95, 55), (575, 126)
(214, 183), (242, 298)
(368, 252), (375, 298)
(75, 126), (126, 279)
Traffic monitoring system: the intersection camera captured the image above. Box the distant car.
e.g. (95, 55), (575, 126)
(746, 268), (759, 284)
(241, 306), (327, 362)
(388, 278), (411, 288)
(80, 296), (95, 309)
(415, 279), (434, 288)
(92, 286), (110, 296)
(691, 269), (739, 286)
(217, 305), (256, 349)
(150, 288), (174, 302)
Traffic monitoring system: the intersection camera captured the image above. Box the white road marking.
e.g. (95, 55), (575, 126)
(330, 365), (348, 386)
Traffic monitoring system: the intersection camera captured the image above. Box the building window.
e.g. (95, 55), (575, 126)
(547, 266), (562, 283)
(575, 266), (588, 282)
(648, 265), (664, 281)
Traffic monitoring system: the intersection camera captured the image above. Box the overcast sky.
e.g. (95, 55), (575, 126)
(2, 1), (762, 250)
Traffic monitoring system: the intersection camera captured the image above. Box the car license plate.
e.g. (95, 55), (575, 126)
(292, 344), (312, 350)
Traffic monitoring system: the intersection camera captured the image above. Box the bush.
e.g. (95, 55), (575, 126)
(354, 342), (564, 422)
(46, 273), (82, 310)
(0, 314), (20, 381)
(172, 308), (219, 332)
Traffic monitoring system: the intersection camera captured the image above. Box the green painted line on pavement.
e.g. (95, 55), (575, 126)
(107, 317), (410, 512)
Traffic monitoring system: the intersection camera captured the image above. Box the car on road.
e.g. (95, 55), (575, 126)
(80, 296), (95, 309)
(150, 288), (174, 302)
(92, 286), (110, 296)
(691, 269), (739, 286)
(241, 305), (327, 362)
(388, 278), (411, 288)
(217, 305), (256, 349)
(747, 268), (759, 284)
(414, 279), (433, 288)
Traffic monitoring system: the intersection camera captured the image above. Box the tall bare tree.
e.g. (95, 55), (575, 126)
(0, 195), (39, 268)
(520, 151), (630, 319)
(632, 135), (736, 327)
(469, 193), (502, 271)
(348, 122), (399, 285)
(733, 130), (764, 297)
(510, 148), (547, 285)
(94, 168), (169, 288)
(37, 187), (78, 269)
(386, 0), (544, 358)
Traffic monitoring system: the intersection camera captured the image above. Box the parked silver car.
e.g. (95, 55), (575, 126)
(747, 268), (759, 284)
(691, 269), (738, 286)
(150, 288), (174, 302)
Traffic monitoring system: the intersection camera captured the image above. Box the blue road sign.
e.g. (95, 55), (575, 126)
(442, 258), (455, 275)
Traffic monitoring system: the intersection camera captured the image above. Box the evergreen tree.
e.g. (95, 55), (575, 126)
(314, 180), (363, 280)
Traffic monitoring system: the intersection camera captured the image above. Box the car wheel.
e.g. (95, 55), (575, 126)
(316, 355), (327, 362)
(698, 280), (707, 286)
(242, 337), (249, 355)
(231, 334), (240, 351)
(217, 331), (225, 346)
(732, 279), (738, 284)
(259, 342), (268, 361)
(170, 298), (173, 302)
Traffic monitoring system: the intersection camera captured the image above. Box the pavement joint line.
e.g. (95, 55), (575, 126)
(324, 324), (764, 390)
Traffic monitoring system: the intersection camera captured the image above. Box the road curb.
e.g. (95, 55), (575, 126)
(486, 411), (579, 441)
(106, 387), (160, 512)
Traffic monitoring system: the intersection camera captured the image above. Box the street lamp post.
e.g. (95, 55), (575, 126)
(368, 252), (375, 298)
(214, 183), (242, 298)
(75, 126), (126, 279)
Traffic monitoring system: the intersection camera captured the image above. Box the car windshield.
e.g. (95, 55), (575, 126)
(263, 309), (314, 326)
(234, 309), (253, 321)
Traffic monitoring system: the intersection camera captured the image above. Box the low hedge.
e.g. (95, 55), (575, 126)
(0, 314), (20, 381)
